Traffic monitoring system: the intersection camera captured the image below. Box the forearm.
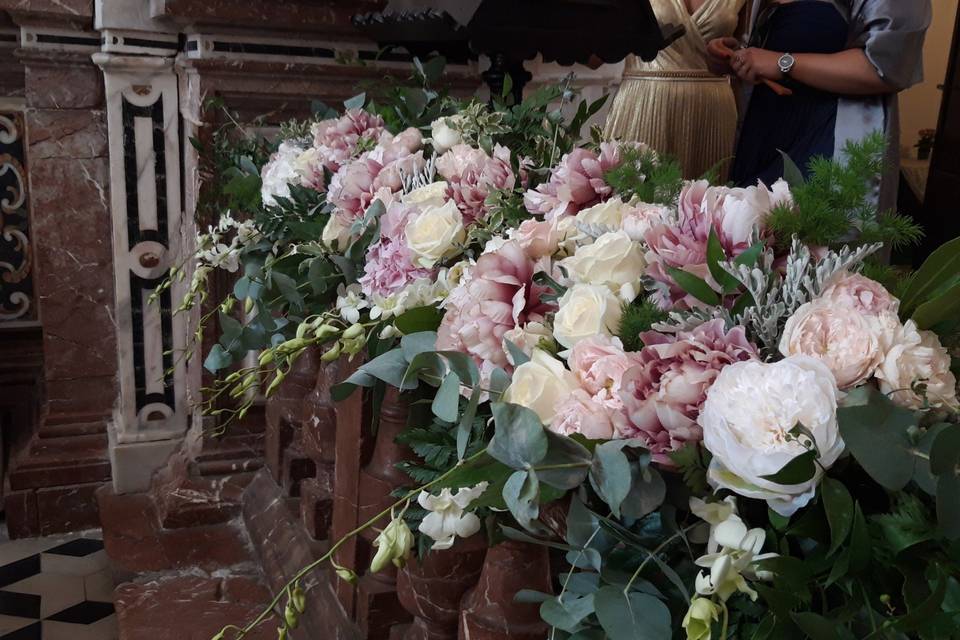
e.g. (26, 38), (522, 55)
(789, 49), (897, 95)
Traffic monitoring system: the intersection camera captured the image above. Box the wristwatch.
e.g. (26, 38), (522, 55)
(778, 52), (796, 76)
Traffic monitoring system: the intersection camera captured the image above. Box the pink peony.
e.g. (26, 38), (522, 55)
(820, 272), (899, 316)
(644, 180), (788, 309)
(436, 144), (516, 225)
(569, 335), (642, 399)
(551, 390), (619, 440)
(509, 218), (574, 259)
(436, 241), (555, 382)
(523, 142), (624, 219)
(620, 319), (760, 464)
(327, 128), (424, 224)
(311, 109), (385, 172)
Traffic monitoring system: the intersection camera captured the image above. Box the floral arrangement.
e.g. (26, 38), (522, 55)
(184, 60), (960, 640)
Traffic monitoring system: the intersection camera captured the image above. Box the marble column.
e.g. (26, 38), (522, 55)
(93, 50), (191, 493)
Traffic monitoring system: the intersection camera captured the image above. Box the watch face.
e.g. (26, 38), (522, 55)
(779, 53), (795, 72)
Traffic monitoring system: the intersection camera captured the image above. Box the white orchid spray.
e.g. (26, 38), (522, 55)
(417, 482), (489, 550)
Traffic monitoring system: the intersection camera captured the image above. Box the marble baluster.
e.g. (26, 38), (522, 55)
(458, 540), (552, 640)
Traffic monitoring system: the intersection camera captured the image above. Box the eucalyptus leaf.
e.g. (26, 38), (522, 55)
(837, 388), (920, 490)
(593, 586), (671, 640)
(778, 149), (806, 188)
(590, 441), (634, 517)
(431, 372), (460, 423)
(541, 595), (594, 633)
(503, 470), (540, 531)
(400, 332), (439, 362)
(538, 432), (592, 490)
(203, 343), (233, 373)
(489, 403), (549, 470)
(394, 306), (443, 335)
(504, 339), (531, 367)
(456, 386), (481, 461)
(343, 92), (366, 110)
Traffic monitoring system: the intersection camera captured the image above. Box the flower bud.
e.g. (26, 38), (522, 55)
(321, 342), (342, 362)
(266, 370), (286, 395)
(277, 626), (288, 640)
(342, 323), (364, 340)
(314, 324), (340, 340)
(370, 517), (414, 573)
(335, 566), (358, 584)
(682, 597), (720, 640)
(220, 297), (236, 314)
(296, 322), (309, 340)
(259, 350), (275, 366)
(284, 602), (299, 630)
(244, 297), (255, 314)
(291, 585), (306, 614)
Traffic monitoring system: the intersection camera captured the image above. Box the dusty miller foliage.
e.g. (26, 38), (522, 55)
(401, 154), (438, 194)
(722, 238), (883, 357)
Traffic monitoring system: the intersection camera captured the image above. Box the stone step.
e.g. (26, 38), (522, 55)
(9, 432), (111, 490)
(115, 573), (276, 640)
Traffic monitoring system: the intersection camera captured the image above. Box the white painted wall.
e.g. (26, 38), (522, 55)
(900, 0), (959, 156)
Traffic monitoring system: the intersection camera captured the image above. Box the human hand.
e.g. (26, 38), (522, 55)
(730, 47), (784, 84)
(706, 37), (740, 74)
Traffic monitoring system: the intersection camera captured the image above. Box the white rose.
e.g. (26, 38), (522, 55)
(405, 200), (466, 267)
(700, 356), (844, 516)
(322, 214), (352, 250)
(876, 320), (959, 411)
(562, 231), (646, 302)
(503, 349), (579, 424)
(779, 298), (886, 389)
(502, 322), (554, 365)
(430, 116), (463, 154)
(576, 197), (631, 229)
(402, 180), (450, 208)
(553, 284), (624, 349)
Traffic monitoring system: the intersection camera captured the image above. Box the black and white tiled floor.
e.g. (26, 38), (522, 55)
(0, 533), (116, 640)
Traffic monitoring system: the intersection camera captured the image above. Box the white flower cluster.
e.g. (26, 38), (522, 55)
(196, 212), (261, 274)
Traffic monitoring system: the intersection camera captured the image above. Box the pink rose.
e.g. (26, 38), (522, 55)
(523, 142), (624, 219)
(436, 241), (555, 382)
(620, 320), (760, 464)
(436, 144), (516, 225)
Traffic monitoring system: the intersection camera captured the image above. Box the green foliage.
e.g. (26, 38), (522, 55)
(617, 298), (668, 352)
(603, 146), (683, 206)
(395, 409), (487, 486)
(767, 133), (923, 250)
(667, 443), (710, 495)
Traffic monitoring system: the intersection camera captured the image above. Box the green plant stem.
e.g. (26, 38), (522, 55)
(720, 602), (729, 640)
(534, 462), (592, 472)
(549, 526), (602, 640)
(223, 447), (490, 639)
(622, 525), (696, 596)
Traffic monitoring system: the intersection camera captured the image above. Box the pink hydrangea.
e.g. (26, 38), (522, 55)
(358, 201), (432, 299)
(523, 142), (624, 219)
(327, 128), (424, 224)
(436, 144), (516, 225)
(644, 179), (788, 309)
(311, 109), (385, 172)
(619, 319), (760, 464)
(436, 241), (555, 382)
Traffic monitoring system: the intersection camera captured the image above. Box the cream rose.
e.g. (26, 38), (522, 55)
(322, 214), (352, 250)
(575, 197), (632, 229)
(405, 200), (466, 267)
(553, 284), (624, 349)
(562, 231), (646, 302)
(778, 298), (886, 389)
(503, 349), (579, 424)
(876, 320), (959, 410)
(430, 115), (463, 154)
(402, 180), (450, 208)
(700, 356), (844, 516)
